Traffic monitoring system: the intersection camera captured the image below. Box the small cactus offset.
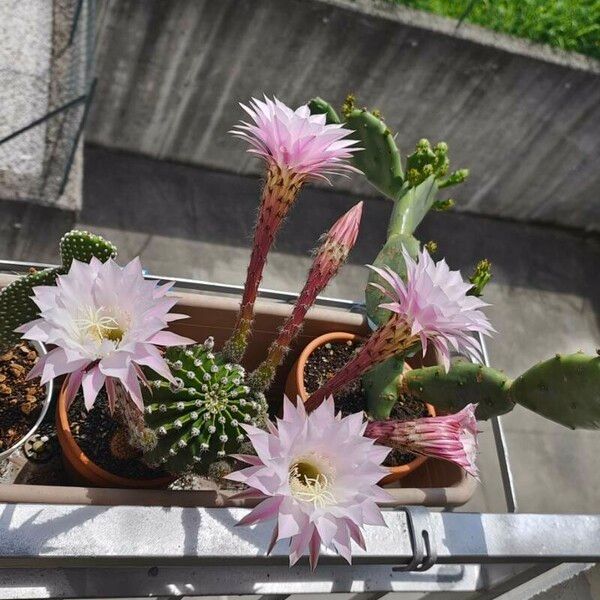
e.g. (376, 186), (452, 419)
(401, 352), (600, 430)
(59, 229), (117, 269)
(142, 337), (268, 474)
(0, 230), (117, 348)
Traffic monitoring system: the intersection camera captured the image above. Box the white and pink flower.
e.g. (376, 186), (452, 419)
(370, 247), (494, 369)
(227, 397), (390, 569)
(306, 248), (494, 411)
(231, 96), (360, 181)
(365, 404), (480, 478)
(17, 257), (192, 411)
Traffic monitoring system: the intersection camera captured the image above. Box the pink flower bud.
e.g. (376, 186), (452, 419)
(365, 404), (479, 478)
(250, 203), (363, 391)
(323, 200), (363, 258)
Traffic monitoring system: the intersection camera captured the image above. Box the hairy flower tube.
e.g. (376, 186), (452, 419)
(249, 201), (363, 391)
(17, 257), (193, 411)
(305, 248), (493, 411)
(365, 404), (479, 478)
(223, 97), (360, 363)
(227, 397), (390, 569)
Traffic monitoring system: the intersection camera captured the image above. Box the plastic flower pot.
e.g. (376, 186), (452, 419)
(55, 381), (174, 489)
(0, 341), (53, 462)
(285, 331), (436, 485)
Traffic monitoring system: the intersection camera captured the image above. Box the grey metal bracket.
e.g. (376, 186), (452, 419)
(393, 506), (437, 572)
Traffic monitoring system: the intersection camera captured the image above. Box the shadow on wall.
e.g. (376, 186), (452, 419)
(81, 145), (600, 313)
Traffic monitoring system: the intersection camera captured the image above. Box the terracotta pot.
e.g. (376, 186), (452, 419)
(285, 331), (436, 485)
(56, 382), (174, 489)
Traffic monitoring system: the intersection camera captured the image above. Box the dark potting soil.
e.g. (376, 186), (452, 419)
(68, 392), (167, 480)
(0, 342), (45, 453)
(303, 340), (428, 468)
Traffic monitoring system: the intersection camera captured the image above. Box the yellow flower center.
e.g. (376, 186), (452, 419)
(289, 458), (336, 508)
(76, 306), (126, 344)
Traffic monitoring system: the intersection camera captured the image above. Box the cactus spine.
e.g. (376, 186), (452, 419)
(401, 352), (600, 430)
(0, 230), (117, 348)
(249, 202), (363, 393)
(222, 165), (305, 364)
(143, 337), (268, 474)
(308, 97), (469, 418)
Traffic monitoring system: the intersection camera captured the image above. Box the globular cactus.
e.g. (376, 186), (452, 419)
(308, 96), (470, 419)
(0, 230), (117, 348)
(142, 337), (268, 474)
(401, 352), (600, 430)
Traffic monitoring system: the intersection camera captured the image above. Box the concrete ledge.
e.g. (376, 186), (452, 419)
(88, 0), (600, 230)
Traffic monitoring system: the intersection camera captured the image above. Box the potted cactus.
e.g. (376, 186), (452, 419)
(2, 94), (598, 569)
(0, 231), (117, 465)
(283, 97), (489, 481)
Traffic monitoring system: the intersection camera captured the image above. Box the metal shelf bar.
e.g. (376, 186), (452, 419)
(0, 260), (361, 310)
(0, 504), (598, 566)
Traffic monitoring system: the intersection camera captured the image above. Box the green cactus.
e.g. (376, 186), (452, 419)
(468, 259), (492, 297)
(511, 352), (600, 430)
(309, 96), (471, 420)
(59, 229), (117, 269)
(0, 230), (117, 348)
(401, 352), (600, 430)
(142, 337), (268, 474)
(401, 360), (515, 420)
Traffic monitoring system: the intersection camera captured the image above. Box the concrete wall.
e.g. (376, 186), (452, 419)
(0, 0), (89, 210)
(87, 0), (600, 231)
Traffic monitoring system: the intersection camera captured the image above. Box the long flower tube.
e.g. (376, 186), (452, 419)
(364, 404), (479, 478)
(222, 97), (359, 363)
(305, 248), (493, 412)
(249, 201), (363, 391)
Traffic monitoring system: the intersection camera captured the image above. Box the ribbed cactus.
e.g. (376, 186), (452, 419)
(0, 230), (117, 348)
(401, 352), (600, 429)
(308, 96), (469, 418)
(142, 337), (268, 474)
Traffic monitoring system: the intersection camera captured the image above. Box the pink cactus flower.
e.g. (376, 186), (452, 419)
(249, 202), (363, 391)
(365, 404), (480, 478)
(231, 96), (360, 181)
(371, 247), (494, 369)
(227, 397), (391, 569)
(223, 97), (360, 363)
(17, 257), (193, 411)
(305, 248), (494, 411)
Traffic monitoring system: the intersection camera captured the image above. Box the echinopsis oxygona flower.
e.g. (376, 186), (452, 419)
(17, 257), (193, 411)
(227, 397), (390, 569)
(223, 97), (360, 363)
(365, 403), (480, 478)
(249, 201), (363, 391)
(305, 247), (494, 411)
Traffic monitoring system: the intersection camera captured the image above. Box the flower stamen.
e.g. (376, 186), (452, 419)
(76, 305), (125, 344)
(289, 460), (336, 508)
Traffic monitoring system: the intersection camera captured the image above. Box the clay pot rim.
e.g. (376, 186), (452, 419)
(289, 331), (436, 484)
(56, 381), (173, 489)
